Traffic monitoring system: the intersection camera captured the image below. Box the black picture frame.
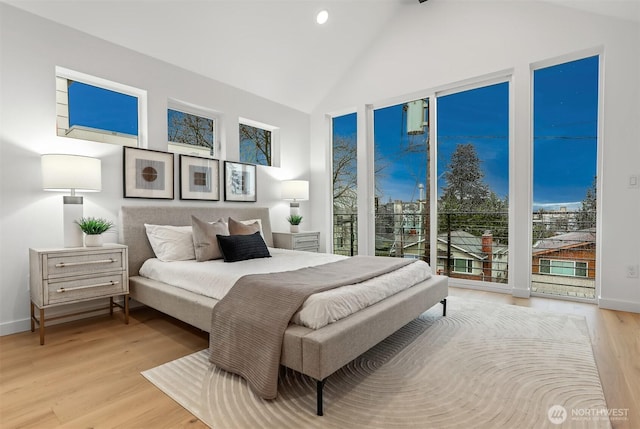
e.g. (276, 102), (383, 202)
(123, 147), (174, 199)
(224, 161), (257, 202)
(179, 155), (220, 201)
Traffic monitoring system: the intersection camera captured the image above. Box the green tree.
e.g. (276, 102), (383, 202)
(439, 143), (490, 212)
(576, 176), (597, 229)
(438, 143), (508, 242)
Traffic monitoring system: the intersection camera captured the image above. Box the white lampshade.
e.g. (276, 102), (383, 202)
(41, 154), (102, 247)
(42, 154), (102, 193)
(281, 180), (309, 201)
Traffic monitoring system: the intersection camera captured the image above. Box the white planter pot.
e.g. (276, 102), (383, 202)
(84, 234), (104, 247)
(290, 225), (300, 233)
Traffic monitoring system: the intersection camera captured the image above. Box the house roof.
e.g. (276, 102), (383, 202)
(532, 228), (596, 255)
(437, 230), (507, 260)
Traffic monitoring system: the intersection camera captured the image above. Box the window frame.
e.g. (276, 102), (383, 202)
(55, 66), (147, 147)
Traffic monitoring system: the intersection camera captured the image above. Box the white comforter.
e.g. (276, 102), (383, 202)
(139, 248), (432, 329)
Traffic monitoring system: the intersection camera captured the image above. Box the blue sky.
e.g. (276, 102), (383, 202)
(334, 55), (598, 211)
(437, 82), (509, 200)
(70, 56), (598, 211)
(68, 82), (138, 135)
(532, 56), (598, 209)
(374, 104), (429, 203)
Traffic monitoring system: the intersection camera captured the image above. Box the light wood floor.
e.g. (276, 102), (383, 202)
(1, 287), (638, 428)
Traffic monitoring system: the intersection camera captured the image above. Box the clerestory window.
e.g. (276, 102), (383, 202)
(167, 104), (216, 157)
(56, 67), (145, 146)
(239, 119), (276, 166)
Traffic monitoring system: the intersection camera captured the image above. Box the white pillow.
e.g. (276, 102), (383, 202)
(144, 224), (196, 262)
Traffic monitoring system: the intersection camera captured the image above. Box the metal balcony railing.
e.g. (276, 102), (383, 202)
(333, 209), (596, 299)
(435, 211), (509, 284)
(333, 213), (358, 256)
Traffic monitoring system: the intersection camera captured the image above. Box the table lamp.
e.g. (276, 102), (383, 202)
(41, 154), (102, 247)
(282, 180), (309, 217)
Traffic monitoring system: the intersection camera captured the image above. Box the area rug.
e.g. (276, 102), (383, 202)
(142, 297), (610, 428)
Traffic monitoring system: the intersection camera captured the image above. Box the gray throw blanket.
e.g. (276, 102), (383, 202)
(209, 255), (415, 399)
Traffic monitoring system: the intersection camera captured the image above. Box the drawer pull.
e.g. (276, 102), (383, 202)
(55, 258), (115, 268)
(56, 281), (119, 293)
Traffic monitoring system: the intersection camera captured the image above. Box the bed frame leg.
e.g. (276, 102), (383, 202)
(441, 298), (447, 316)
(316, 378), (326, 416)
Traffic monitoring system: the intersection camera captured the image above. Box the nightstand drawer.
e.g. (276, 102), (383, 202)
(292, 234), (319, 248)
(46, 273), (127, 305)
(295, 245), (319, 252)
(45, 250), (125, 279)
(273, 231), (320, 252)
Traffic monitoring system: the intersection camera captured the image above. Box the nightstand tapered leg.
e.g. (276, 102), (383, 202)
(30, 302), (35, 332)
(124, 295), (129, 324)
(39, 308), (45, 345)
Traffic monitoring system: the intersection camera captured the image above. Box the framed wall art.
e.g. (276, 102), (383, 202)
(224, 161), (256, 202)
(179, 155), (219, 201)
(123, 147), (174, 199)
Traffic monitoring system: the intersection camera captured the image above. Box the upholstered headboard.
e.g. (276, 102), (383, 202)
(119, 205), (273, 276)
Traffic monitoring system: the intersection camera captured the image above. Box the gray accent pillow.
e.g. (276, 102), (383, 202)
(191, 216), (229, 262)
(217, 231), (271, 262)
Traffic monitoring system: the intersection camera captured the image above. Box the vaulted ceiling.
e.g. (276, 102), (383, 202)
(4, 0), (639, 113)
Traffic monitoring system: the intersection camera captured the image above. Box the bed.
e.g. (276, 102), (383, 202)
(120, 205), (448, 415)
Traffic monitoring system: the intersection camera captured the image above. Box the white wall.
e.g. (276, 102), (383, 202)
(310, 1), (640, 312)
(0, 4), (311, 334)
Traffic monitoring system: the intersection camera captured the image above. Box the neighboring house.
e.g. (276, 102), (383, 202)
(435, 230), (508, 283)
(375, 199), (429, 259)
(532, 228), (596, 278)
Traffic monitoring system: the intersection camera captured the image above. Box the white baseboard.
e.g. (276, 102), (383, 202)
(0, 318), (32, 336)
(598, 297), (640, 313)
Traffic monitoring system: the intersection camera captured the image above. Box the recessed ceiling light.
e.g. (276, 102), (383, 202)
(316, 10), (329, 25)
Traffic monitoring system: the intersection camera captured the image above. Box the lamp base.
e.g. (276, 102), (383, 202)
(289, 201), (300, 217)
(63, 196), (84, 247)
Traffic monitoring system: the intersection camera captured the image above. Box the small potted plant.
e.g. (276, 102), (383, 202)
(286, 214), (303, 233)
(75, 217), (114, 247)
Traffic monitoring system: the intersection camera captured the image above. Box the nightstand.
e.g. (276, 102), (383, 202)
(273, 231), (320, 252)
(29, 244), (129, 345)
